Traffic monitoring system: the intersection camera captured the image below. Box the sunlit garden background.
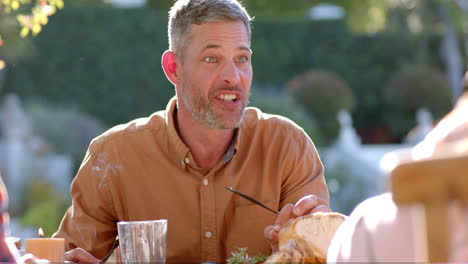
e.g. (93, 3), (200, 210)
(0, 0), (467, 238)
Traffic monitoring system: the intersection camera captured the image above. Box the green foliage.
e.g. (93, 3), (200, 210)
(4, 4), (174, 126)
(333, 33), (424, 143)
(287, 69), (354, 144)
(63, 0), (104, 6)
(19, 179), (70, 237)
(250, 20), (349, 86)
(0, 0), (64, 38)
(145, 0), (173, 13)
(0, 15), (33, 62)
(382, 66), (452, 139)
(249, 19), (431, 143)
(249, 89), (324, 147)
(242, 0), (314, 20)
(227, 247), (267, 264)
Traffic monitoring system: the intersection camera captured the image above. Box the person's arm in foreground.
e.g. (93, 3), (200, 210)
(328, 91), (468, 262)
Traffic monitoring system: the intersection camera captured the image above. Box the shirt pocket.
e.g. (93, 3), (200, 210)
(224, 201), (278, 258)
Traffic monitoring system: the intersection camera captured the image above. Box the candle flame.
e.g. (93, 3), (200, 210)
(38, 227), (44, 237)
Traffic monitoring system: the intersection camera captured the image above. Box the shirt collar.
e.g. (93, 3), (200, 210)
(166, 97), (191, 167)
(222, 128), (240, 163)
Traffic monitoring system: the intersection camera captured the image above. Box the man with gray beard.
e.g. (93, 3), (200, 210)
(54, 0), (330, 262)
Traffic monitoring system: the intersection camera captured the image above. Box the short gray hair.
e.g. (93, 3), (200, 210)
(168, 0), (252, 59)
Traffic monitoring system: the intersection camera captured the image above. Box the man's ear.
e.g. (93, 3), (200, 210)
(162, 50), (179, 85)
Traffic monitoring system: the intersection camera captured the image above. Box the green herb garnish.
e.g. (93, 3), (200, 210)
(227, 247), (267, 264)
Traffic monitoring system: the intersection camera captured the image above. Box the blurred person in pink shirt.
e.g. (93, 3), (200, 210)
(328, 80), (468, 262)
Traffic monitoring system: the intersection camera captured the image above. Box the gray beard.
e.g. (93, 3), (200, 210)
(179, 85), (249, 130)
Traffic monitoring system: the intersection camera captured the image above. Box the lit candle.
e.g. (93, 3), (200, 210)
(25, 228), (65, 262)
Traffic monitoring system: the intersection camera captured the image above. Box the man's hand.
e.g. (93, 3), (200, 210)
(65, 248), (100, 263)
(263, 195), (330, 252)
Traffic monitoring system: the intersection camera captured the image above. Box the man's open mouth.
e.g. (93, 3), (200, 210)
(218, 94), (238, 102)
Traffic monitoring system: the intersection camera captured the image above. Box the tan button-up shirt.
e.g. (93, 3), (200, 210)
(54, 97), (329, 262)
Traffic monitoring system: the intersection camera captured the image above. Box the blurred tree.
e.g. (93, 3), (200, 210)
(4, 5), (173, 127)
(0, 0), (64, 39)
(287, 69), (355, 144)
(145, 0), (173, 13)
(438, 0), (464, 103)
(382, 0), (465, 103)
(0, 0), (64, 70)
(382, 66), (452, 139)
(249, 89), (324, 147)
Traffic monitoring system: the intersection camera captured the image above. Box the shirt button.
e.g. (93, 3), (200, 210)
(205, 231), (212, 238)
(184, 157), (190, 164)
(203, 179), (209, 186)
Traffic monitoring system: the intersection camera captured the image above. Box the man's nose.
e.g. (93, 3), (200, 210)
(222, 62), (240, 86)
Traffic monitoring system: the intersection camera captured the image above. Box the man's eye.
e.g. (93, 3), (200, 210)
(204, 57), (217, 63)
(236, 56), (248, 63)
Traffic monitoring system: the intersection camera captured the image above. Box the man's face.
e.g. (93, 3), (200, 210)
(176, 21), (252, 130)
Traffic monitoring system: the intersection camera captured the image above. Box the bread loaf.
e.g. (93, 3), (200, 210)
(267, 212), (347, 263)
